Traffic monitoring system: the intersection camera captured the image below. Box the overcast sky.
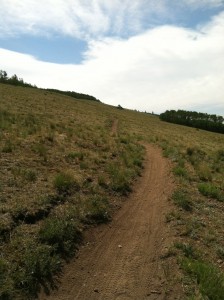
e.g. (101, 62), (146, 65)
(0, 0), (224, 115)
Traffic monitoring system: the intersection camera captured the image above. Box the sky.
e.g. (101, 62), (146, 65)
(0, 0), (224, 115)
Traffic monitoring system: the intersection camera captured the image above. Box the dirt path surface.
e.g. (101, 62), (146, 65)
(111, 119), (119, 136)
(39, 145), (180, 300)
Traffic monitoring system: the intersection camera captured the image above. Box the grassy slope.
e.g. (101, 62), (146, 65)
(0, 83), (224, 299)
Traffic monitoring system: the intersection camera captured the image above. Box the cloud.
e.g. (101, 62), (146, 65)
(0, 11), (224, 115)
(1, 0), (223, 39)
(183, 0), (224, 9)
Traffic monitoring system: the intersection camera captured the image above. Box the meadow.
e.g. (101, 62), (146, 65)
(0, 83), (224, 299)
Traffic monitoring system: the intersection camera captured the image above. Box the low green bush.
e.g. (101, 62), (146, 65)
(198, 183), (223, 201)
(53, 172), (79, 195)
(0, 258), (14, 299)
(39, 217), (80, 256)
(86, 196), (110, 223)
(173, 166), (188, 178)
(181, 258), (224, 300)
(13, 243), (61, 297)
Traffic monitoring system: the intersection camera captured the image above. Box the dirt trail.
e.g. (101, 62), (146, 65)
(111, 119), (119, 136)
(39, 145), (180, 300)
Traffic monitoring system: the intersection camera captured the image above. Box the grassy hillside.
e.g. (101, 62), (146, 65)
(1, 83), (224, 299)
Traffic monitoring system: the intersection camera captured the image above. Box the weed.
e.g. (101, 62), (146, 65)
(108, 164), (132, 195)
(2, 140), (13, 153)
(53, 172), (80, 195)
(173, 166), (188, 178)
(198, 183), (223, 202)
(172, 190), (193, 211)
(33, 143), (47, 161)
(196, 163), (212, 181)
(98, 174), (108, 188)
(216, 246), (224, 259)
(175, 242), (199, 259)
(0, 258), (14, 299)
(216, 149), (224, 161)
(181, 258), (224, 300)
(39, 217), (81, 256)
(23, 169), (37, 182)
(66, 151), (84, 162)
(86, 196), (110, 223)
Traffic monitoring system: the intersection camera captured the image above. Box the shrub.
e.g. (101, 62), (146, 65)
(198, 183), (223, 201)
(13, 243), (61, 297)
(0, 258), (14, 299)
(108, 164), (132, 195)
(23, 169), (37, 182)
(172, 189), (193, 211)
(53, 172), (79, 195)
(66, 151), (84, 162)
(86, 196), (110, 223)
(2, 140), (13, 153)
(39, 217), (81, 256)
(217, 149), (224, 161)
(173, 166), (188, 178)
(175, 242), (199, 259)
(196, 163), (212, 181)
(181, 258), (224, 300)
(33, 143), (47, 161)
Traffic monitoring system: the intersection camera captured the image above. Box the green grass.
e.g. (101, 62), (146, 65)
(53, 172), (80, 195)
(198, 183), (224, 201)
(181, 258), (224, 300)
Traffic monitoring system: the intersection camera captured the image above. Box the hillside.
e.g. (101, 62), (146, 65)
(1, 83), (224, 299)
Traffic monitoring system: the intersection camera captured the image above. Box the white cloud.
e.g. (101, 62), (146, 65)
(183, 0), (224, 9)
(1, 0), (223, 39)
(0, 11), (224, 115)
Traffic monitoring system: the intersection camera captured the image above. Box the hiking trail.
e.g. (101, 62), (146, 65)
(39, 145), (182, 300)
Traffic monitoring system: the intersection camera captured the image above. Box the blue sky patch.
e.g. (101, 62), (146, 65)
(0, 35), (87, 64)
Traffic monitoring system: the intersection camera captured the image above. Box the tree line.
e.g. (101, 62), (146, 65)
(160, 109), (224, 134)
(0, 69), (99, 102)
(0, 70), (37, 88)
(45, 88), (99, 102)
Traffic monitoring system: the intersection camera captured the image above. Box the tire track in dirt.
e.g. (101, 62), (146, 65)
(39, 145), (181, 300)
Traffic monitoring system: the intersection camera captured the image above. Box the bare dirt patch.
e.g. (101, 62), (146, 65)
(39, 145), (183, 300)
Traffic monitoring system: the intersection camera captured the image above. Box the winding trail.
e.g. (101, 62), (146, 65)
(39, 145), (180, 300)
